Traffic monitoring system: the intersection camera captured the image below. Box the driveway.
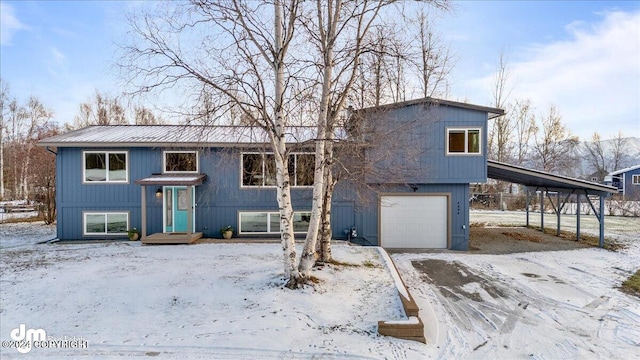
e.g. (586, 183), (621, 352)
(392, 249), (639, 359)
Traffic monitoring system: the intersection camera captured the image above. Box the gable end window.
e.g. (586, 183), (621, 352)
(446, 128), (481, 155)
(164, 151), (198, 173)
(242, 152), (314, 187)
(633, 174), (640, 185)
(84, 151), (128, 183)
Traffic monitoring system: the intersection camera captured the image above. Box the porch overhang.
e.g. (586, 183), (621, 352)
(135, 174), (205, 244)
(135, 174), (206, 186)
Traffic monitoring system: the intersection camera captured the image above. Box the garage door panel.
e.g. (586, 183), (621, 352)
(380, 195), (448, 249)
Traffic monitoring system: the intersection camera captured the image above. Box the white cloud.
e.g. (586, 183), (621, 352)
(0, 2), (26, 46)
(51, 47), (66, 63)
(466, 10), (640, 139)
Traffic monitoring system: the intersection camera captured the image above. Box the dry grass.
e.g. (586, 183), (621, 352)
(500, 231), (544, 243)
(529, 226), (624, 251)
(0, 215), (44, 224)
(472, 221), (624, 252)
(622, 270), (640, 298)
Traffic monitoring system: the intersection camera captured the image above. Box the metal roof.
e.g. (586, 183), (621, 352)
(355, 97), (505, 119)
(38, 125), (322, 148)
(134, 173), (207, 186)
(608, 164), (640, 176)
(487, 160), (618, 196)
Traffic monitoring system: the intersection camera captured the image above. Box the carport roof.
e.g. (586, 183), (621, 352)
(487, 160), (618, 196)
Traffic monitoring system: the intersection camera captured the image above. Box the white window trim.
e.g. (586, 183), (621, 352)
(445, 127), (483, 155)
(163, 150), (199, 174)
(82, 151), (129, 184)
(632, 174), (640, 185)
(238, 210), (311, 234)
(240, 152), (314, 188)
(83, 211), (129, 236)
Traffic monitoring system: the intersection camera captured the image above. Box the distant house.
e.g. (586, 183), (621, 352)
(604, 164), (640, 199)
(38, 98), (504, 250)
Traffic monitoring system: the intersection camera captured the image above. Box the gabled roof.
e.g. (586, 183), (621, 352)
(38, 125), (322, 148)
(488, 160), (618, 196)
(354, 97), (505, 119)
(608, 164), (640, 176)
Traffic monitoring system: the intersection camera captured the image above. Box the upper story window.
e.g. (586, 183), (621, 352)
(164, 151), (198, 173)
(633, 174), (640, 185)
(447, 128), (481, 155)
(84, 151), (128, 183)
(242, 152), (314, 187)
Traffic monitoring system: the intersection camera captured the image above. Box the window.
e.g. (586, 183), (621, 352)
(83, 212), (128, 236)
(84, 151), (128, 183)
(242, 153), (314, 187)
(446, 128), (481, 155)
(239, 211), (311, 234)
(164, 151), (198, 173)
(633, 174), (640, 185)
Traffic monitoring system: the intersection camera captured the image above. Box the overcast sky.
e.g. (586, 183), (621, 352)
(1, 0), (639, 140)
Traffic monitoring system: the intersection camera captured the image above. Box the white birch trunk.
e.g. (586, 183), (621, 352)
(296, 0), (335, 279)
(273, 0), (299, 284)
(319, 162), (335, 263)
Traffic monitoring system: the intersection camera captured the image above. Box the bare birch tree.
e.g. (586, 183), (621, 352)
(530, 105), (579, 175)
(584, 131), (630, 180)
(584, 132), (608, 180)
(510, 99), (535, 166)
(20, 97), (53, 201)
(120, 0), (305, 285)
(296, 0), (449, 284)
(71, 90), (128, 129)
(412, 9), (452, 98)
(297, 0), (401, 283)
(0, 79), (8, 199)
(488, 51), (515, 164)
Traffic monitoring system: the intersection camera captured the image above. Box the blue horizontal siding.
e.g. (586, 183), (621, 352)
(365, 104), (488, 184)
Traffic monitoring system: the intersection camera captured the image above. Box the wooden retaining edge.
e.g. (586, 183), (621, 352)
(377, 248), (426, 344)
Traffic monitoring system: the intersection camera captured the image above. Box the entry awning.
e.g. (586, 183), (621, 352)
(135, 174), (206, 186)
(487, 160), (618, 196)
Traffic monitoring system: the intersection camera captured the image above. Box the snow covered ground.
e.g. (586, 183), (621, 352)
(393, 211), (640, 359)
(1, 211), (639, 359)
(0, 223), (423, 359)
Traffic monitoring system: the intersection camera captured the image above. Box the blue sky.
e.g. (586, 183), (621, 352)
(1, 0), (639, 139)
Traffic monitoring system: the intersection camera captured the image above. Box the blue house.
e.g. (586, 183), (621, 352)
(604, 164), (640, 199)
(38, 98), (503, 250)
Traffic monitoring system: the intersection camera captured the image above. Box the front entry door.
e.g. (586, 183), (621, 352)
(164, 186), (195, 233)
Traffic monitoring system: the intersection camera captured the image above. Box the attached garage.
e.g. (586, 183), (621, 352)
(380, 194), (449, 249)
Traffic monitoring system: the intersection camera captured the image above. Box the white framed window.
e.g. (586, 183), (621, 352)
(241, 152), (314, 187)
(238, 211), (311, 234)
(633, 174), (640, 185)
(83, 212), (129, 236)
(83, 151), (128, 183)
(164, 151), (198, 173)
(446, 128), (482, 155)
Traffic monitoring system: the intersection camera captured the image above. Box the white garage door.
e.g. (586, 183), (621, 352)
(380, 195), (448, 249)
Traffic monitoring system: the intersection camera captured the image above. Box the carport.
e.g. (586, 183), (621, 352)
(487, 160), (619, 247)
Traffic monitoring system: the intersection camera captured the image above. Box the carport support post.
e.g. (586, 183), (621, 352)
(556, 192), (561, 236)
(540, 191), (544, 231)
(576, 194), (581, 241)
(599, 195), (605, 248)
(525, 188), (530, 227)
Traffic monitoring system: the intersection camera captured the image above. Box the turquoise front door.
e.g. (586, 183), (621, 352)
(164, 186), (194, 233)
